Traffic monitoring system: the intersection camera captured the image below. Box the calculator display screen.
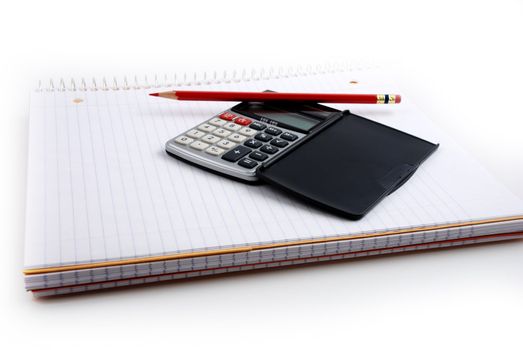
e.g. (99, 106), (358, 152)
(251, 107), (320, 131)
(234, 102), (333, 132)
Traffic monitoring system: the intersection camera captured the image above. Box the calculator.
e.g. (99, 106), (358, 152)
(165, 98), (439, 218)
(165, 100), (341, 182)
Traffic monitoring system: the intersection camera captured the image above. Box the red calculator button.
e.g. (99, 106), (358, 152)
(234, 117), (252, 126)
(219, 112), (236, 121)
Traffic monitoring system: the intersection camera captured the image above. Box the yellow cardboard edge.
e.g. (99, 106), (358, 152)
(23, 216), (523, 275)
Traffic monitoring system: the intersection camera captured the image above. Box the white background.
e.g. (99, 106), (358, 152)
(1, 0), (522, 349)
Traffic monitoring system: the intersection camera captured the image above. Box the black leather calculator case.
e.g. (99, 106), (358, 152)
(257, 111), (439, 220)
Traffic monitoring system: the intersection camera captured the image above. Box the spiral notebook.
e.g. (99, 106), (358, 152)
(24, 65), (523, 296)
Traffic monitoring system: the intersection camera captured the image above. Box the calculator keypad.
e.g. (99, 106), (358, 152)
(166, 110), (305, 180)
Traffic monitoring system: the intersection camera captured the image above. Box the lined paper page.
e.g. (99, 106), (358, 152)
(24, 70), (523, 268)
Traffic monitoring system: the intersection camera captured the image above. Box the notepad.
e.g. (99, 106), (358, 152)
(24, 66), (523, 296)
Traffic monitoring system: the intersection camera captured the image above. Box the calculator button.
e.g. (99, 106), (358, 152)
(202, 134), (221, 144)
(254, 133), (273, 142)
(270, 138), (289, 148)
(244, 139), (263, 148)
(174, 135), (194, 145)
(224, 122), (242, 131)
(260, 144), (278, 154)
(189, 140), (210, 151)
(186, 129), (206, 139)
(265, 127), (282, 136)
(213, 128), (232, 137)
(238, 127), (257, 137)
(197, 123), (217, 133)
(208, 117), (227, 127)
(249, 121), (267, 130)
(280, 132), (298, 141)
(222, 145), (252, 162)
(234, 117), (252, 126)
(205, 145), (225, 156)
(219, 112), (236, 121)
(228, 133), (247, 143)
(238, 158), (258, 169)
(249, 151), (268, 161)
(216, 139), (236, 149)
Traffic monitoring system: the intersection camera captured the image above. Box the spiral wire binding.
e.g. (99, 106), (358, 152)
(36, 62), (357, 92)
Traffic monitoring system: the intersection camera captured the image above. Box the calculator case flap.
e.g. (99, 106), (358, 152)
(257, 112), (439, 219)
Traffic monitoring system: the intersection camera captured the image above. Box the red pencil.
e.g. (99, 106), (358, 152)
(149, 90), (401, 104)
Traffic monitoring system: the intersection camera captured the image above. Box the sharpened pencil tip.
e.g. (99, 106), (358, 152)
(149, 92), (160, 97)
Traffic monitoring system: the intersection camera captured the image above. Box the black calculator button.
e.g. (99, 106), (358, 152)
(249, 121), (267, 130)
(238, 158), (258, 169)
(244, 139), (263, 148)
(255, 133), (273, 142)
(270, 139), (289, 148)
(249, 151), (268, 161)
(280, 132), (298, 141)
(265, 127), (282, 136)
(260, 144), (278, 155)
(222, 145), (251, 162)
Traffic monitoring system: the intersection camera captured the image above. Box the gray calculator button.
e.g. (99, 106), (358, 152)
(249, 121), (266, 130)
(208, 118), (227, 127)
(265, 127), (282, 136)
(222, 145), (251, 162)
(244, 139), (263, 148)
(202, 134), (221, 144)
(260, 144), (278, 154)
(249, 151), (268, 161)
(197, 123), (217, 132)
(205, 145), (225, 156)
(213, 128), (232, 137)
(224, 122), (242, 131)
(228, 133), (247, 143)
(186, 129), (206, 139)
(174, 135), (194, 145)
(270, 138), (289, 148)
(238, 127), (257, 137)
(280, 132), (298, 141)
(255, 133), (273, 142)
(238, 158), (258, 169)
(189, 140), (210, 150)
(216, 139), (236, 149)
